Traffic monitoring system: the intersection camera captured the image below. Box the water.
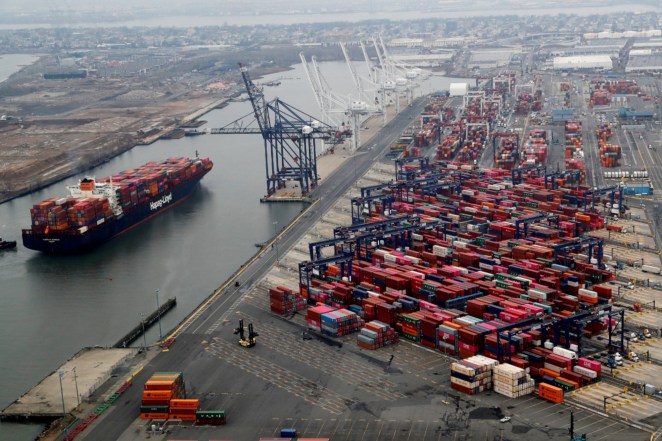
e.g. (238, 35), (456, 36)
(0, 4), (660, 30)
(0, 61), (466, 440)
(0, 54), (40, 84)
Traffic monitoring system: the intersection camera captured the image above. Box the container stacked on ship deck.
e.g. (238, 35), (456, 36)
(29, 196), (113, 234)
(27, 156), (213, 237)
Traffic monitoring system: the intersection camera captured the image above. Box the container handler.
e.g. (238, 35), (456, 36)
(234, 319), (258, 348)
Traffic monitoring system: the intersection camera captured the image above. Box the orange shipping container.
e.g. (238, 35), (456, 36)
(539, 368), (560, 379)
(539, 383), (564, 403)
(168, 414), (196, 421)
(144, 380), (176, 390)
(139, 412), (169, 420)
(142, 390), (173, 400)
(169, 399), (199, 409)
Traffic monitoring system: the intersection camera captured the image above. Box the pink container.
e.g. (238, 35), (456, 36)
(577, 357), (602, 374)
(419, 300), (437, 311)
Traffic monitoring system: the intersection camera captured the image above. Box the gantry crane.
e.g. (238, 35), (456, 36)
(209, 63), (345, 197)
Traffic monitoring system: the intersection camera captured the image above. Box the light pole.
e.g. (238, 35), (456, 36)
(139, 312), (147, 350)
(273, 221), (279, 262)
(73, 367), (80, 406)
(58, 370), (68, 438)
(155, 289), (163, 343)
(58, 371), (66, 415)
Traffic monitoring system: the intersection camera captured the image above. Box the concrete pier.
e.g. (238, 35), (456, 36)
(0, 347), (137, 422)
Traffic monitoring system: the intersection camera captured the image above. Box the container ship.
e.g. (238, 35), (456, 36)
(22, 156), (213, 254)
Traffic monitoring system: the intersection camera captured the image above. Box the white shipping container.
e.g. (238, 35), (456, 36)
(408, 270), (425, 279)
(642, 265), (661, 274)
(578, 288), (598, 298)
(404, 256), (420, 265)
(543, 362), (562, 373)
(432, 245), (449, 257)
(553, 346), (578, 360)
(573, 365), (598, 379)
(479, 262), (494, 271)
(412, 233), (424, 241)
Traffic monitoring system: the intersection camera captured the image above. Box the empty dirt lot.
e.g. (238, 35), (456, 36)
(0, 47), (296, 203)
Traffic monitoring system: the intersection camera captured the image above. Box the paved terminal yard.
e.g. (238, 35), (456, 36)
(17, 69), (662, 440)
(71, 152), (657, 441)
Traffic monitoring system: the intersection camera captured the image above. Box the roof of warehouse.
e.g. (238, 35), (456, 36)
(626, 54), (662, 71)
(553, 55), (613, 64)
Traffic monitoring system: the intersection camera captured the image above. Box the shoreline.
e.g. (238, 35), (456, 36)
(0, 97), (228, 207)
(0, 63), (296, 207)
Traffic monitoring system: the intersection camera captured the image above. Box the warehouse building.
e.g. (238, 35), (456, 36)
(626, 53), (662, 72)
(449, 82), (469, 97)
(552, 55), (613, 70)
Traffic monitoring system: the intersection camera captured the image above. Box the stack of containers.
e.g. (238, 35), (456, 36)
(269, 286), (306, 315)
(493, 363), (535, 398)
(306, 305), (336, 332)
(169, 399), (199, 421)
(29, 157), (213, 237)
(494, 135), (520, 170)
(398, 312), (422, 342)
(140, 372), (186, 420)
(29, 198), (73, 232)
(320, 309), (361, 337)
(356, 320), (398, 349)
(450, 355), (498, 395)
(599, 143), (621, 167)
(522, 130), (548, 166)
(539, 383), (564, 403)
(574, 357), (601, 380)
(544, 353), (573, 374)
(437, 323), (459, 355)
(436, 132), (461, 160)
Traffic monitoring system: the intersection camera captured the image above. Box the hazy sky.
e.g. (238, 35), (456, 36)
(4, 0), (660, 13)
(1, 0), (659, 28)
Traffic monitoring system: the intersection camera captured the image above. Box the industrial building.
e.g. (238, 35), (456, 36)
(626, 53), (662, 73)
(583, 30), (662, 40)
(552, 55), (613, 71)
(468, 48), (520, 69)
(449, 82), (468, 96)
